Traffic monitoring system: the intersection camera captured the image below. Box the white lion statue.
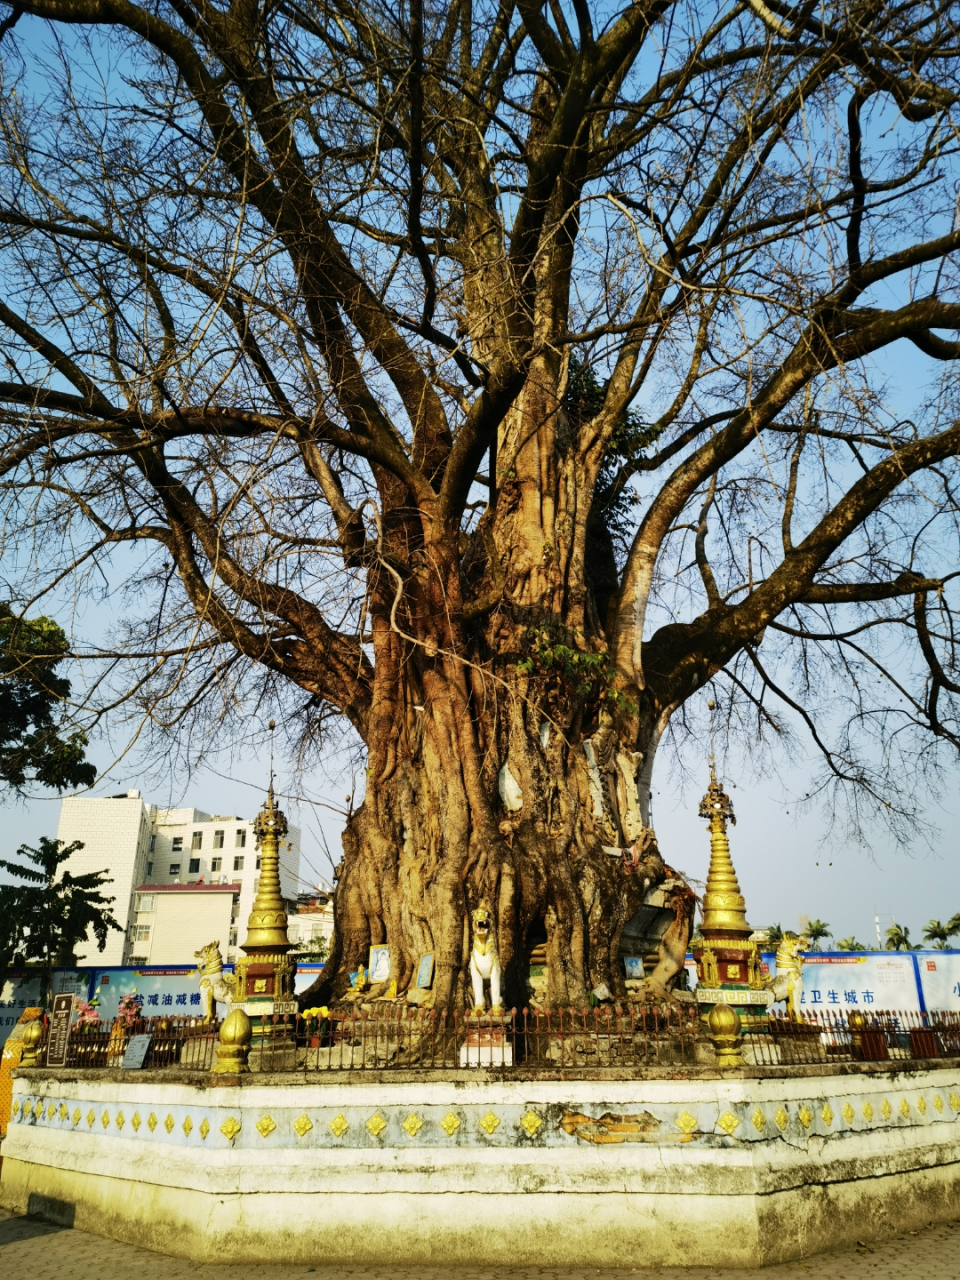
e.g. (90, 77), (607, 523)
(194, 941), (238, 1021)
(764, 934), (808, 1017)
(469, 902), (502, 1013)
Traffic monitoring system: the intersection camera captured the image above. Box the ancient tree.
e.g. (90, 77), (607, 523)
(1, 0), (959, 1006)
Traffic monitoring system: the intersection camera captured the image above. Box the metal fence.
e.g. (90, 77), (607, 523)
(21, 1005), (960, 1074)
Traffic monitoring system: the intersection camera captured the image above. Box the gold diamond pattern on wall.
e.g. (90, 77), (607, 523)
(72, 1108), (81, 1126)
(101, 1111), (110, 1129)
(821, 1104), (834, 1127)
(862, 1101), (874, 1123)
(751, 1109), (765, 1133)
(440, 1112), (461, 1136)
(934, 1095), (944, 1114)
(116, 1111), (125, 1131)
(917, 1096), (927, 1115)
(365, 1113), (387, 1138)
(11, 1100), (20, 1117)
(220, 1117), (241, 1140)
(717, 1111), (740, 1136)
(798, 1106), (813, 1130)
(401, 1113), (423, 1138)
(479, 1111), (501, 1135)
(293, 1115), (314, 1138)
(775, 1107), (789, 1131)
(58, 1103), (68, 1122)
(164, 1114), (175, 1134)
(182, 1116), (193, 1137)
(199, 1118), (210, 1140)
(899, 1098), (910, 1118)
(842, 1102), (855, 1124)
(87, 1109), (95, 1128)
(880, 1099), (892, 1119)
(951, 1093), (960, 1113)
(131, 1112), (141, 1132)
(675, 1112), (698, 1134)
(34, 1099), (43, 1119)
(329, 1114), (349, 1138)
(520, 1111), (543, 1137)
(47, 1103), (56, 1120)
(147, 1112), (158, 1132)
(256, 1115), (277, 1138)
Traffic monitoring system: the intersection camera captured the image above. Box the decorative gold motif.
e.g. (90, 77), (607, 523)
(402, 1113), (423, 1138)
(561, 1109), (661, 1143)
(293, 1115), (314, 1138)
(220, 1117), (242, 1140)
(34, 1099), (44, 1118)
(752, 1108), (766, 1133)
(132, 1112), (141, 1132)
(862, 1101), (874, 1122)
(211, 1006), (253, 1077)
(520, 1111), (543, 1137)
(707, 1003), (745, 1069)
(881, 1099), (892, 1119)
(798, 1106), (813, 1130)
(256, 1115), (277, 1138)
(675, 1111), (698, 1134)
(116, 1111), (125, 1131)
(951, 1092), (960, 1113)
(934, 1094), (944, 1113)
(182, 1116), (193, 1137)
(11, 1100), (19, 1117)
(917, 1096), (927, 1115)
(329, 1114), (349, 1138)
(717, 1111), (740, 1136)
(842, 1102), (855, 1124)
(87, 1108), (95, 1127)
(147, 1112), (158, 1132)
(72, 1108), (81, 1126)
(440, 1111), (461, 1136)
(821, 1104), (834, 1127)
(365, 1113), (387, 1138)
(164, 1114), (175, 1134)
(101, 1110), (110, 1129)
(774, 1107), (789, 1131)
(479, 1111), (501, 1135)
(58, 1103), (68, 1122)
(47, 1103), (56, 1120)
(199, 1118), (210, 1140)
(899, 1098), (910, 1118)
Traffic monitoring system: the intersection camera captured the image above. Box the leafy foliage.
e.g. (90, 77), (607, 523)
(0, 836), (122, 1006)
(806, 919), (832, 950)
(0, 605), (96, 795)
(885, 922), (914, 951)
(834, 936), (866, 951)
(517, 624), (636, 714)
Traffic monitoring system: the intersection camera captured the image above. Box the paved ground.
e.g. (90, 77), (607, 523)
(1, 1206), (958, 1277)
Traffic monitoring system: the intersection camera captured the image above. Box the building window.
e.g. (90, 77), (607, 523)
(145, 861), (153, 878)
(172, 836), (183, 852)
(135, 894), (156, 913)
(229, 929), (238, 946)
(131, 924), (151, 942)
(233, 856), (245, 871)
(169, 863), (181, 876)
(235, 828), (246, 848)
(256, 855), (262, 870)
(149, 834), (156, 852)
(213, 829), (224, 849)
(211, 857), (222, 872)
(188, 858), (200, 874)
(192, 831), (202, 850)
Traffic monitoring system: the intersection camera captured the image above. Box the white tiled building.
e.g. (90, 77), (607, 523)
(56, 793), (302, 966)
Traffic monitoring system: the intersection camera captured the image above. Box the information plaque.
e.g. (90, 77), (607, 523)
(45, 993), (74, 1067)
(121, 1033), (153, 1069)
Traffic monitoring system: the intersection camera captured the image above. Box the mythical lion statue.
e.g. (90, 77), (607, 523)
(194, 941), (238, 1021)
(763, 934), (809, 1017)
(469, 902), (503, 1013)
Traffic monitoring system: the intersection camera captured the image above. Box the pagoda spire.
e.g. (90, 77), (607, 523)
(697, 765), (751, 939)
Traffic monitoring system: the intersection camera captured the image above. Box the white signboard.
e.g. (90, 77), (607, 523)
(797, 953), (918, 1014)
(917, 953), (960, 1012)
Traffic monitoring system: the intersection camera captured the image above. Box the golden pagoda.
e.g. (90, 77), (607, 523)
(693, 766), (769, 1010)
(232, 779), (297, 1017)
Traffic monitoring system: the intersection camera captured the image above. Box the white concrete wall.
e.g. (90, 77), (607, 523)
(132, 890), (237, 965)
(56, 793), (154, 966)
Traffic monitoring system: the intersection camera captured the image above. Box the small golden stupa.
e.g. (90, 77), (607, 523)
(693, 766), (768, 1008)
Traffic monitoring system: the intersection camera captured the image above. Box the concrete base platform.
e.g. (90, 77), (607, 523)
(3, 1065), (960, 1267)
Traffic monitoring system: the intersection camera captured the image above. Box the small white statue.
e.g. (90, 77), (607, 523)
(764, 934), (808, 1017)
(469, 902), (502, 1013)
(194, 941), (238, 1021)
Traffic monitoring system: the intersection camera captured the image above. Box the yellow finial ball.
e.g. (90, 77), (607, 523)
(707, 1002), (741, 1038)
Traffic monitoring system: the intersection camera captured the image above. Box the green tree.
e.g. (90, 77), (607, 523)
(885, 923), (914, 951)
(766, 924), (784, 946)
(946, 915), (960, 941)
(834, 936), (865, 952)
(0, 837), (122, 1006)
(923, 920), (951, 949)
(807, 920), (832, 951)
(0, 605), (96, 796)
(294, 934), (331, 965)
